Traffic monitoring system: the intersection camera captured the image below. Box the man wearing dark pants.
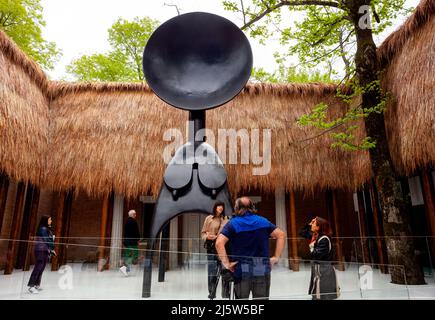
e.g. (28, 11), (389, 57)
(216, 197), (286, 299)
(120, 209), (141, 276)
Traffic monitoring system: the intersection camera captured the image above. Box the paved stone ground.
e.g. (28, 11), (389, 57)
(1, 261), (434, 300)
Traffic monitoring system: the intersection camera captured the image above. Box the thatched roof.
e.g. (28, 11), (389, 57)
(46, 82), (370, 197)
(0, 0), (434, 198)
(0, 32), (48, 186)
(378, 0), (435, 175)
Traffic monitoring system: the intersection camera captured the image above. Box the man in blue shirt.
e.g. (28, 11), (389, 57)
(216, 196), (286, 299)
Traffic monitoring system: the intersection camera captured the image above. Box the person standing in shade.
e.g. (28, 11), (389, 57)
(201, 201), (229, 299)
(28, 215), (55, 294)
(308, 216), (340, 300)
(120, 210), (141, 276)
(216, 196), (286, 300)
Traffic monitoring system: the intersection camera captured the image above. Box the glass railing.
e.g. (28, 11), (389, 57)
(0, 237), (434, 299)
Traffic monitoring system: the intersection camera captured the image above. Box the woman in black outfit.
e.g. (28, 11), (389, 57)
(308, 216), (340, 300)
(28, 215), (55, 294)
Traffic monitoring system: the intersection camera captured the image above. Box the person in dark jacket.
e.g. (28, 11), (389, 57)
(308, 216), (340, 300)
(120, 209), (141, 276)
(28, 215), (55, 294)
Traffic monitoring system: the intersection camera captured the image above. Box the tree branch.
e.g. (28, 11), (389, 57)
(240, 0), (247, 25)
(0, 12), (16, 27)
(241, 0), (341, 30)
(371, 5), (380, 23)
(164, 3), (181, 15)
(293, 29), (353, 67)
(290, 102), (364, 146)
(338, 28), (351, 71)
(310, 16), (344, 46)
(290, 122), (345, 146)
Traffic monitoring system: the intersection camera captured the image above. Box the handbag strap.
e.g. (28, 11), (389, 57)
(317, 235), (331, 252)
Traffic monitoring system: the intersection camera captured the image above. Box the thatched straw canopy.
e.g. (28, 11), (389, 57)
(0, 0), (433, 198)
(0, 31), (48, 186)
(378, 0), (435, 175)
(46, 82), (370, 197)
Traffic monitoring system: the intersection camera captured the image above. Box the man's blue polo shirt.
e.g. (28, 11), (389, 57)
(220, 211), (276, 279)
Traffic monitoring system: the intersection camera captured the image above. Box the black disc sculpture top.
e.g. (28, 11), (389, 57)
(143, 12), (253, 110)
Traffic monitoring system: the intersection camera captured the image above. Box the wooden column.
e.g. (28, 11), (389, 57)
(97, 194), (110, 271)
(420, 168), (435, 266)
(51, 191), (66, 271)
(4, 182), (26, 275)
(58, 192), (73, 266)
(356, 191), (370, 264)
(15, 183), (35, 269)
(109, 194), (124, 269)
(103, 193), (114, 270)
(288, 191), (299, 271)
(169, 217), (178, 270)
(275, 186), (288, 267)
(330, 190), (345, 271)
(23, 187), (41, 271)
(369, 184), (389, 273)
(0, 174), (10, 233)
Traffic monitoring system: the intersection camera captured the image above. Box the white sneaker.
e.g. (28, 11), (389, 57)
(28, 286), (39, 294)
(35, 286), (42, 291)
(119, 266), (128, 276)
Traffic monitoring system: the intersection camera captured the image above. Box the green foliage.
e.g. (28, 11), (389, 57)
(66, 52), (136, 82)
(296, 79), (388, 151)
(0, 0), (61, 70)
(66, 16), (159, 82)
(224, 0), (410, 152)
(224, 0), (411, 74)
(251, 66), (333, 83)
(251, 57), (334, 83)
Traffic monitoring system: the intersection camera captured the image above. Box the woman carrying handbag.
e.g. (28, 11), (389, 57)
(308, 216), (340, 300)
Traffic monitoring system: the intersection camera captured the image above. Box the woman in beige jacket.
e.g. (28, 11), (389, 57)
(201, 201), (229, 299)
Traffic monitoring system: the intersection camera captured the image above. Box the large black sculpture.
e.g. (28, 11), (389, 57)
(141, 12), (252, 298)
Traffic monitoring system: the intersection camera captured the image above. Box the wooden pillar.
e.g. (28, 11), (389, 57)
(275, 186), (288, 267)
(169, 217), (178, 270)
(103, 193), (114, 270)
(16, 185), (39, 269)
(4, 181), (26, 275)
(0, 174), (10, 233)
(23, 187), (41, 271)
(356, 191), (370, 264)
(58, 192), (73, 266)
(369, 184), (389, 273)
(97, 194), (110, 271)
(51, 191), (66, 271)
(288, 191), (299, 271)
(330, 190), (345, 271)
(420, 168), (435, 266)
(109, 194), (124, 269)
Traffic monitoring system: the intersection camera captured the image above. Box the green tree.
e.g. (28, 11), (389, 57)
(251, 65), (333, 82)
(66, 16), (159, 81)
(224, 0), (425, 285)
(251, 56), (334, 83)
(0, 0), (61, 70)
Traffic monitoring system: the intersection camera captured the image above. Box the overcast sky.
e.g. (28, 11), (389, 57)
(40, 0), (420, 80)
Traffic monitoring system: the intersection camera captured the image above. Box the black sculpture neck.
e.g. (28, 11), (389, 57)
(188, 110), (206, 150)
